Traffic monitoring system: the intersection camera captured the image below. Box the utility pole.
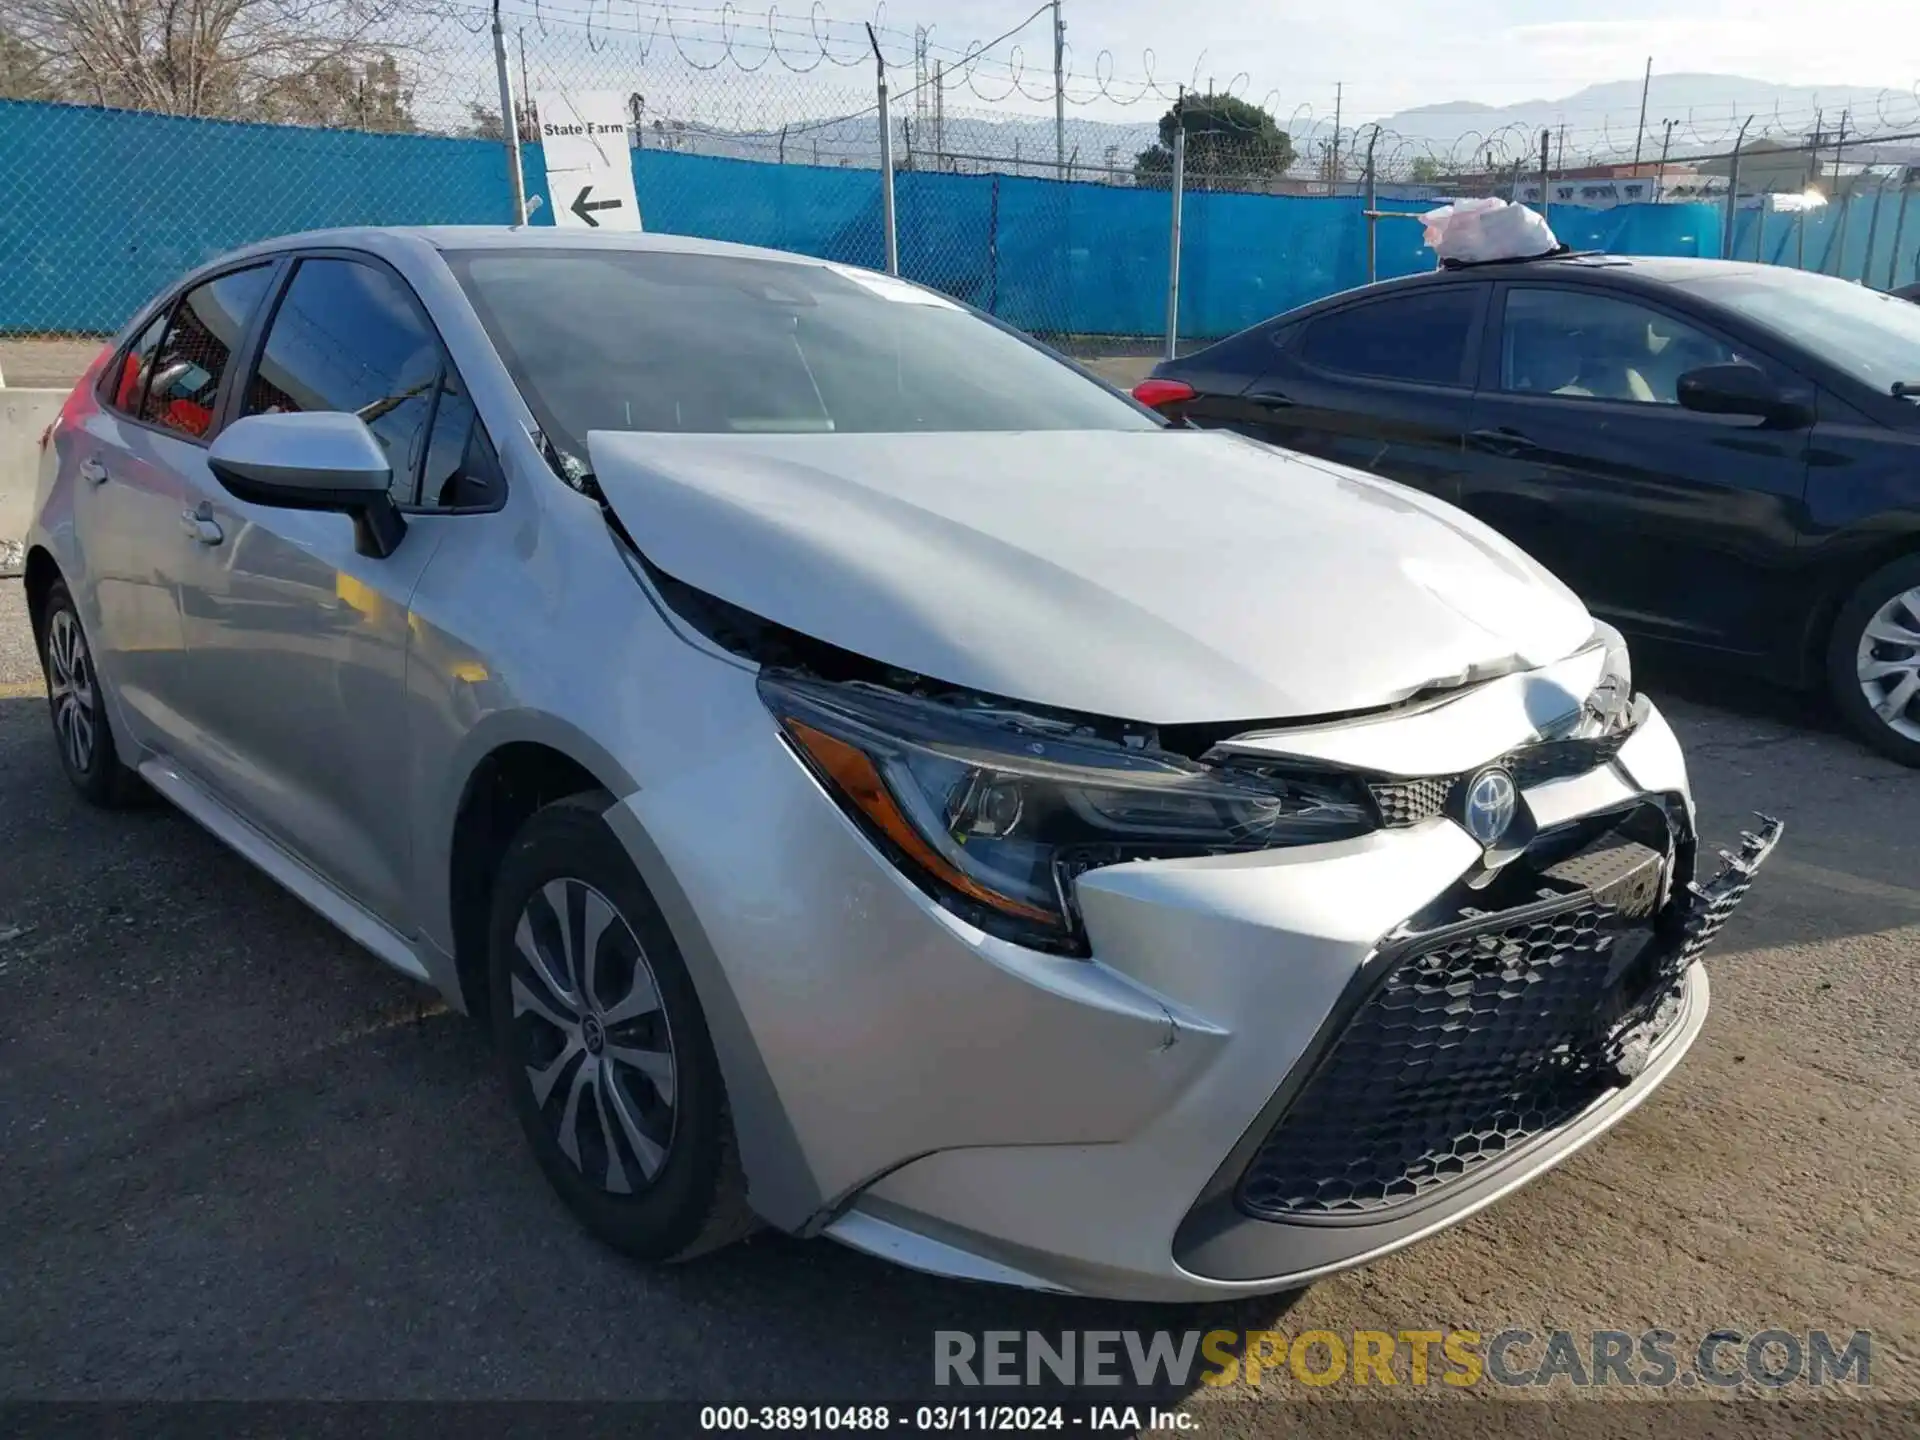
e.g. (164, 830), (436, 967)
(1052, 0), (1066, 179)
(490, 0), (527, 225)
(1331, 81), (1343, 189)
(1655, 118), (1674, 201)
(934, 61), (944, 169)
(1538, 128), (1550, 211)
(1556, 123), (1566, 173)
(517, 29), (530, 141)
(1165, 90), (1187, 361)
(1826, 111), (1852, 274)
(1724, 115), (1753, 258)
(866, 23), (898, 275)
(1631, 56), (1652, 175)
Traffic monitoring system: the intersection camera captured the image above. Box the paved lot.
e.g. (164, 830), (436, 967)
(1, 574), (1916, 1418)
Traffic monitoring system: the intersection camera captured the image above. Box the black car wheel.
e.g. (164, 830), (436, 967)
(1827, 554), (1920, 767)
(488, 792), (756, 1260)
(39, 580), (145, 807)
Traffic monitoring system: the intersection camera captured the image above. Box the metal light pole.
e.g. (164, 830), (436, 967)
(1863, 177), (1891, 286)
(1365, 129), (1380, 283)
(867, 24), (898, 275)
(1889, 171), (1915, 290)
(1631, 57), (1652, 175)
(1825, 112), (1851, 275)
(491, 0), (528, 225)
(1164, 116), (1187, 361)
(1052, 0), (1066, 179)
(1723, 116), (1753, 259)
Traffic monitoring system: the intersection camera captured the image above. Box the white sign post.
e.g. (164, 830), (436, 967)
(535, 90), (642, 231)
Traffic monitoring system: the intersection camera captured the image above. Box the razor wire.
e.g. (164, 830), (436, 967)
(0, 0), (1917, 341)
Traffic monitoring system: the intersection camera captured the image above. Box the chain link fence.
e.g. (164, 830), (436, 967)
(2, 0), (1918, 353)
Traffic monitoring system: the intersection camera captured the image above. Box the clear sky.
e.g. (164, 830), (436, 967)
(904, 0), (1920, 121)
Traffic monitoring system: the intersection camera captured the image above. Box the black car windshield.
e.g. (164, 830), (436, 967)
(444, 247), (1156, 457)
(1672, 267), (1920, 398)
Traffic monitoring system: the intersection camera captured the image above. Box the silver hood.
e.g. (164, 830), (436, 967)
(588, 427), (1595, 725)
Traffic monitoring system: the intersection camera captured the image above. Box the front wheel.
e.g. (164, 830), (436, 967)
(1827, 555), (1920, 767)
(487, 793), (756, 1261)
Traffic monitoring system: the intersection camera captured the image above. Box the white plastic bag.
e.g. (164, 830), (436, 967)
(1421, 197), (1559, 265)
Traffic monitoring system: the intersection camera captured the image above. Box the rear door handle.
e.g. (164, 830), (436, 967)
(180, 504), (224, 546)
(1469, 427), (1544, 457)
(79, 457), (109, 486)
(1247, 389), (1294, 407)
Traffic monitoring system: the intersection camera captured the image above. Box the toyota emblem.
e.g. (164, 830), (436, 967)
(1462, 766), (1519, 847)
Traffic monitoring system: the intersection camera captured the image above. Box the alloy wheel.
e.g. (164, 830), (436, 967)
(46, 609), (98, 775)
(1857, 585), (1920, 745)
(508, 877), (678, 1195)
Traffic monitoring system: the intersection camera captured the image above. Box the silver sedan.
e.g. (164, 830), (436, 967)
(24, 227), (1778, 1301)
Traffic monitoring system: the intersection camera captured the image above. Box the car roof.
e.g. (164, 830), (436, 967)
(1352, 251), (1786, 296)
(209, 224), (836, 271)
(1166, 253), (1807, 364)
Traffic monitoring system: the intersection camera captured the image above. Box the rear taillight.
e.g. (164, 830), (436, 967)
(1131, 377), (1196, 411)
(44, 343), (113, 450)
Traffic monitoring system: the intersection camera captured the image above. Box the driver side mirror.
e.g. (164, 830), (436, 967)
(1676, 363), (1813, 429)
(208, 412), (407, 559)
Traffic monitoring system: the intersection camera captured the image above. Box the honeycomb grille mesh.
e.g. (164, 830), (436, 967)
(1237, 849), (1676, 1221)
(1366, 734), (1631, 831)
(1369, 776), (1451, 827)
(1504, 734), (1630, 789)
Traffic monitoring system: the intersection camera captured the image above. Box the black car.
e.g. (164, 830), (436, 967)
(1137, 256), (1920, 764)
(1898, 282), (1920, 303)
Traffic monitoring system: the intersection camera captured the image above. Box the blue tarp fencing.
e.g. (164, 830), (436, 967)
(5, 97), (1916, 339)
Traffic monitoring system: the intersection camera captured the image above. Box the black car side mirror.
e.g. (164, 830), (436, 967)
(208, 412), (407, 559)
(1677, 363), (1813, 429)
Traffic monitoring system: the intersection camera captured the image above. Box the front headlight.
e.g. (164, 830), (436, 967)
(760, 672), (1376, 954)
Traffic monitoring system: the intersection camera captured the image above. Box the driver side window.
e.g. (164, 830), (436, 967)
(244, 256), (500, 511)
(1500, 289), (1740, 406)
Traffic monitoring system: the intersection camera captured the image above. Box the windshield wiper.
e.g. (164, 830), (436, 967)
(1893, 381), (1920, 398)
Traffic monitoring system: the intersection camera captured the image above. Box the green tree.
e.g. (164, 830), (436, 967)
(1134, 94), (1295, 191)
(1409, 155), (1445, 183)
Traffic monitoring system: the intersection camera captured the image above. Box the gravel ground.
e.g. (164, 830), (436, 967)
(0, 574), (1915, 1423)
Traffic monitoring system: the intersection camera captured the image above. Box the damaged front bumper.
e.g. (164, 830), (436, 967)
(810, 709), (1781, 1301)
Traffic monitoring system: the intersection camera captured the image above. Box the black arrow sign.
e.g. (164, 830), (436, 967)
(570, 184), (623, 227)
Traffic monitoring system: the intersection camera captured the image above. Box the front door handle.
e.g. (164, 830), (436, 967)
(179, 503), (224, 546)
(1247, 389), (1295, 407)
(79, 457), (109, 486)
(1469, 427), (1544, 457)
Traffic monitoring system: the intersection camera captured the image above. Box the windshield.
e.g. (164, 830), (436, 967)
(444, 248), (1156, 461)
(1673, 268), (1920, 397)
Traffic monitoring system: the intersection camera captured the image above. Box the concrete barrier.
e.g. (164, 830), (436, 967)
(1, 389), (63, 576)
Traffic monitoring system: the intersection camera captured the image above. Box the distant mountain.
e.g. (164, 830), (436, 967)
(1371, 74), (1911, 161)
(652, 73), (1910, 176)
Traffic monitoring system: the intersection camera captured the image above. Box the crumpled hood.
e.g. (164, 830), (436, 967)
(588, 427), (1595, 725)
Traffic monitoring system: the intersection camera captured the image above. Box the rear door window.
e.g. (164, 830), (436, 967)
(1298, 290), (1481, 387)
(135, 265), (274, 440)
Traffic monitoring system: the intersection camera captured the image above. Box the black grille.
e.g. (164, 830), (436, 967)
(1237, 837), (1679, 1221)
(1365, 733), (1630, 831)
(1369, 776), (1451, 827)
(1504, 733), (1630, 789)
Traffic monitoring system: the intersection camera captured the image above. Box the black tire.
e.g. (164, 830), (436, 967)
(39, 580), (145, 807)
(488, 791), (755, 1262)
(1826, 554), (1920, 768)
